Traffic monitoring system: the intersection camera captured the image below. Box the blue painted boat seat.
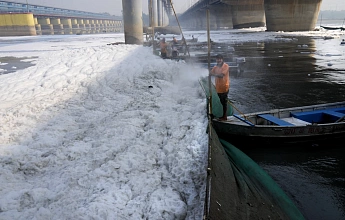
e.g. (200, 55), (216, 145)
(323, 110), (345, 118)
(258, 114), (294, 126)
(291, 107), (345, 123)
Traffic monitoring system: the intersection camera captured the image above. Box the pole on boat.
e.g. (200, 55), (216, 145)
(204, 8), (212, 219)
(207, 8), (212, 117)
(122, 0), (143, 45)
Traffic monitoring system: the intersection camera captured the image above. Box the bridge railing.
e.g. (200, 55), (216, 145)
(0, 0), (118, 20)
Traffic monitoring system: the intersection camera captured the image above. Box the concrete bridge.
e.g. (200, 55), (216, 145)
(178, 0), (323, 31)
(0, 0), (123, 36)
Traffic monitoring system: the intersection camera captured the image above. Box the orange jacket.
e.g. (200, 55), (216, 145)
(211, 63), (230, 93)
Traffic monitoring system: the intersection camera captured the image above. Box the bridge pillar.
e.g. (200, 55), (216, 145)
(231, 1), (265, 29)
(95, 20), (101, 33)
(0, 13), (36, 36)
(71, 19), (79, 34)
(194, 11), (205, 30)
(84, 20), (91, 33)
(37, 18), (54, 35)
(184, 17), (196, 29)
(208, 11), (218, 30)
(122, 0), (143, 44)
(89, 20), (95, 33)
(105, 20), (111, 32)
(210, 4), (233, 29)
(99, 20), (105, 33)
(61, 19), (72, 35)
(149, 0), (158, 27)
(264, 0), (322, 31)
(50, 18), (64, 35)
(110, 21), (115, 32)
(34, 17), (42, 35)
(77, 19), (85, 34)
(157, 0), (162, 26)
(115, 20), (122, 32)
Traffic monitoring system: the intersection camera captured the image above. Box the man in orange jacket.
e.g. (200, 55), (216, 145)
(210, 54), (230, 121)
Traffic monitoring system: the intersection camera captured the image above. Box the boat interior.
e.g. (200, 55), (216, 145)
(231, 107), (345, 126)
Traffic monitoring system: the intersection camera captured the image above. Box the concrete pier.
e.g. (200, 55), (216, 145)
(0, 13), (36, 36)
(51, 18), (64, 35)
(122, 0), (143, 44)
(37, 18), (54, 35)
(34, 17), (41, 35)
(231, 3), (265, 28)
(61, 19), (73, 35)
(212, 5), (233, 29)
(264, 0), (322, 31)
(224, 0), (265, 29)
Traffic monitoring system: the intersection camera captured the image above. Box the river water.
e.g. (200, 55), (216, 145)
(225, 28), (345, 219)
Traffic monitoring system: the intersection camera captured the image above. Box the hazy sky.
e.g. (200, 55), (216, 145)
(10, 0), (345, 16)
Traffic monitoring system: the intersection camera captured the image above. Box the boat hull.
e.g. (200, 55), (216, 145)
(212, 101), (345, 147)
(213, 122), (345, 147)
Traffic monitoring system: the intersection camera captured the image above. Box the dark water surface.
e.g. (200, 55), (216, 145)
(229, 36), (345, 220)
(0, 56), (36, 74)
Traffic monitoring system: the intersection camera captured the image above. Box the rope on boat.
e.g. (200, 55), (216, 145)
(227, 100), (255, 124)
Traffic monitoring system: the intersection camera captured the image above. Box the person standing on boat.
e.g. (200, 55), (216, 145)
(160, 38), (168, 58)
(210, 54), (230, 121)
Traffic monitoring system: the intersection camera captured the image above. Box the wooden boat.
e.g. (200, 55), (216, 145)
(212, 101), (345, 146)
(321, 25), (345, 31)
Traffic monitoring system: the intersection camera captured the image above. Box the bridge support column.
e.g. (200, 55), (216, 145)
(77, 19), (85, 34)
(122, 0), (143, 44)
(50, 18), (64, 35)
(157, 0), (162, 26)
(99, 20), (105, 33)
(208, 11), (218, 30)
(264, 0), (322, 31)
(194, 11), (205, 30)
(71, 19), (79, 34)
(115, 20), (122, 32)
(90, 20), (96, 33)
(149, 0), (158, 27)
(0, 13), (36, 36)
(37, 18), (54, 35)
(109, 21), (114, 32)
(34, 17), (41, 35)
(105, 20), (110, 32)
(61, 18), (72, 34)
(183, 18), (197, 29)
(95, 20), (101, 33)
(210, 4), (233, 29)
(231, 1), (265, 29)
(211, 5), (233, 29)
(84, 20), (91, 34)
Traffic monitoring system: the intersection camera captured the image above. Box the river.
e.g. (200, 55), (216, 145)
(224, 25), (345, 219)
